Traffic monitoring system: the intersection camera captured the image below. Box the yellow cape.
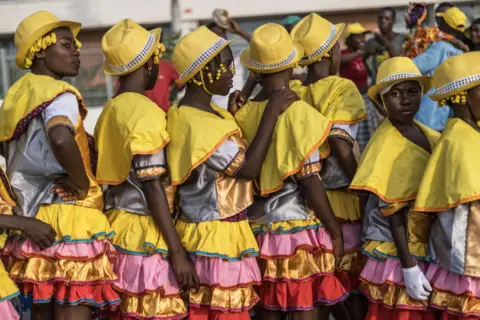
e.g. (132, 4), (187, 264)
(350, 119), (440, 203)
(167, 103), (241, 186)
(415, 118), (480, 212)
(290, 76), (366, 124)
(94, 93), (169, 185)
(0, 169), (15, 207)
(234, 99), (331, 195)
(0, 73), (86, 141)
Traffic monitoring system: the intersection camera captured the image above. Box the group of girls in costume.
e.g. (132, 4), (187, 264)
(0, 8), (479, 320)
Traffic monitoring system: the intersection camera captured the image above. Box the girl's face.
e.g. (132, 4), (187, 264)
(350, 34), (366, 51)
(202, 47), (234, 96)
(467, 86), (480, 122)
(471, 23), (480, 45)
(383, 80), (422, 123)
(41, 27), (81, 77)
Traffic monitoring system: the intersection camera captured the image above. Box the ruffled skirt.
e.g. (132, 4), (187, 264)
(252, 219), (348, 311)
(326, 189), (365, 294)
(106, 209), (187, 319)
(360, 240), (435, 320)
(176, 215), (261, 319)
(3, 204), (120, 310)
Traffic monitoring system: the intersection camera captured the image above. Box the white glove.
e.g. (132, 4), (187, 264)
(402, 265), (432, 301)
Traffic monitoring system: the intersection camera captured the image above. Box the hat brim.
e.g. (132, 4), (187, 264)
(16, 20), (81, 69)
(430, 78), (480, 101)
(299, 23), (345, 67)
(368, 76), (431, 106)
(176, 38), (233, 85)
(240, 42), (304, 74)
(103, 27), (162, 76)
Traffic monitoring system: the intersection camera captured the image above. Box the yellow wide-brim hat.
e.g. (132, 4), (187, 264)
(240, 23), (304, 74)
(430, 52), (480, 101)
(172, 26), (232, 85)
(368, 57), (431, 106)
(290, 13), (345, 66)
(14, 10), (81, 69)
(436, 7), (467, 32)
(102, 19), (161, 76)
(344, 22), (371, 39)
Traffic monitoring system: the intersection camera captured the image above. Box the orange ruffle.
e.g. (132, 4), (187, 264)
(366, 303), (436, 320)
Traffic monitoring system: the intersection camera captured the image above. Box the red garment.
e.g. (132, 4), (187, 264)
(366, 303), (436, 320)
(339, 49), (368, 89)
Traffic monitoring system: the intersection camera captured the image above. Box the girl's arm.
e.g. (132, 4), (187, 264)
(0, 215), (56, 250)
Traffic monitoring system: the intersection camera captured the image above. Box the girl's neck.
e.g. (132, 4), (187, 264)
(304, 62), (330, 86)
(179, 84), (213, 112)
(389, 117), (415, 133)
(31, 65), (62, 80)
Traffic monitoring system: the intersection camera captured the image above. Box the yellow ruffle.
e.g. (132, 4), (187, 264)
(189, 285), (258, 312)
(339, 251), (366, 274)
(175, 219), (259, 261)
(430, 289), (480, 316)
(10, 204), (113, 243)
(263, 248), (335, 281)
(251, 218), (321, 235)
(107, 209), (169, 256)
(119, 292), (187, 319)
(326, 189), (360, 222)
(360, 281), (429, 310)
(0, 261), (19, 301)
(362, 240), (427, 261)
(95, 93), (170, 185)
(9, 253), (117, 283)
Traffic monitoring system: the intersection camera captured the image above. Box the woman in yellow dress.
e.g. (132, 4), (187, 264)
(168, 26), (294, 319)
(0, 11), (119, 319)
(95, 19), (198, 319)
(414, 51), (480, 319)
(289, 13), (367, 319)
(235, 23), (346, 320)
(350, 57), (439, 320)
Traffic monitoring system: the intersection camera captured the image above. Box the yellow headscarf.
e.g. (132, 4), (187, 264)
(350, 119), (440, 202)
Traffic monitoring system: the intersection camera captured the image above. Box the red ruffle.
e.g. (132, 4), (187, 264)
(189, 307), (251, 320)
(366, 303), (436, 320)
(438, 313), (480, 320)
(259, 274), (347, 311)
(335, 270), (361, 293)
(20, 282), (120, 310)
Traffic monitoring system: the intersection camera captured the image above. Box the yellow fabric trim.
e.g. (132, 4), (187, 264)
(135, 167), (167, 180)
(167, 104), (241, 185)
(119, 292), (186, 318)
(250, 218), (320, 235)
(0, 170), (15, 207)
(326, 189), (360, 222)
(362, 240), (427, 261)
(95, 93), (170, 185)
(188, 285), (259, 311)
(350, 119), (440, 202)
(0, 261), (18, 300)
(295, 162), (321, 179)
(235, 99), (332, 195)
(379, 202), (410, 217)
(329, 128), (355, 145)
(0, 73), (86, 141)
(415, 118), (480, 212)
(45, 115), (76, 134)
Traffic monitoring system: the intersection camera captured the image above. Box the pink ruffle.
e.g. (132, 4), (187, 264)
(426, 263), (480, 298)
(256, 227), (332, 258)
(113, 253), (181, 296)
(192, 255), (262, 289)
(342, 223), (362, 252)
(0, 300), (19, 320)
(360, 257), (428, 286)
(4, 237), (116, 261)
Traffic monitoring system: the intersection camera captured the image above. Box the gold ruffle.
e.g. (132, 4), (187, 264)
(430, 289), (480, 316)
(9, 254), (116, 283)
(326, 189), (360, 222)
(362, 240), (428, 261)
(119, 292), (187, 319)
(262, 249), (335, 281)
(251, 218), (320, 235)
(224, 135), (247, 177)
(360, 281), (429, 310)
(45, 115), (75, 134)
(295, 162), (322, 180)
(338, 251), (367, 274)
(189, 285), (258, 312)
(329, 128), (355, 146)
(135, 166), (167, 180)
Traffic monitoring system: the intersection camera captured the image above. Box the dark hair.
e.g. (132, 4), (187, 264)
(206, 22), (219, 30)
(380, 7), (396, 19)
(436, 2), (453, 12)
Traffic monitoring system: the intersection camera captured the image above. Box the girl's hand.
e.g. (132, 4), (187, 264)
(171, 250), (200, 291)
(330, 228), (345, 269)
(228, 90), (246, 115)
(51, 176), (88, 201)
(21, 217), (57, 250)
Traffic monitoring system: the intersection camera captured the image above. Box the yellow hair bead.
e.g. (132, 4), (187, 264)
(152, 42), (164, 65)
(24, 32), (58, 69)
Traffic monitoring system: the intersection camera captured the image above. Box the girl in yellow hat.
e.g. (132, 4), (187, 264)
(350, 57), (439, 320)
(169, 25), (295, 319)
(95, 19), (197, 320)
(235, 23), (346, 319)
(290, 13), (368, 320)
(0, 10), (120, 319)
(0, 168), (57, 320)
(414, 52), (480, 319)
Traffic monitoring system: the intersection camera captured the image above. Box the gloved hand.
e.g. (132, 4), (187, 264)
(402, 265), (432, 301)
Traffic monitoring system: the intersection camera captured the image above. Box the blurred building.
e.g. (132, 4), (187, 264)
(0, 0), (478, 132)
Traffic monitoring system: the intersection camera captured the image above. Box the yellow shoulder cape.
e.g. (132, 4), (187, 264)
(234, 99), (332, 195)
(0, 73), (86, 141)
(414, 118), (480, 212)
(0, 169), (15, 207)
(167, 103), (240, 186)
(94, 93), (169, 185)
(350, 119), (440, 203)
